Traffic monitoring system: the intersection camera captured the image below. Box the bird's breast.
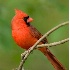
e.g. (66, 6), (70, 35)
(12, 28), (37, 50)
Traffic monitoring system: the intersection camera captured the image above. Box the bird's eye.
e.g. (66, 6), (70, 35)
(23, 16), (30, 26)
(27, 16), (29, 19)
(24, 16), (29, 22)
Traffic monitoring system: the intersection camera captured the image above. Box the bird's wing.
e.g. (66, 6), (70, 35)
(29, 25), (48, 44)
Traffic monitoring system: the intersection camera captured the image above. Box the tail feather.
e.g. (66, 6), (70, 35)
(39, 47), (66, 70)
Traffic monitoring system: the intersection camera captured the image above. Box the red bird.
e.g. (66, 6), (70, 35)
(11, 9), (65, 70)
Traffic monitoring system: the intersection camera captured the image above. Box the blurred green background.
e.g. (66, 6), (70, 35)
(0, 0), (68, 70)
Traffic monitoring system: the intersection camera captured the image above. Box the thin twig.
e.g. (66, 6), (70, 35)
(16, 21), (69, 70)
(37, 38), (69, 48)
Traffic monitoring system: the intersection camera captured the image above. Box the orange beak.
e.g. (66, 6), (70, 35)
(27, 17), (33, 23)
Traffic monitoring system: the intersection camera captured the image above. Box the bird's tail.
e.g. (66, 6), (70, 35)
(38, 47), (66, 70)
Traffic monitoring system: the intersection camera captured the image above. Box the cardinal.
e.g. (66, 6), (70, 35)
(11, 9), (65, 70)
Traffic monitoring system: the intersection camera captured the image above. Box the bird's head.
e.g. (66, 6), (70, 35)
(14, 9), (33, 24)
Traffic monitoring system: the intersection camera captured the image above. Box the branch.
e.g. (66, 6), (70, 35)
(16, 21), (69, 70)
(37, 38), (69, 48)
